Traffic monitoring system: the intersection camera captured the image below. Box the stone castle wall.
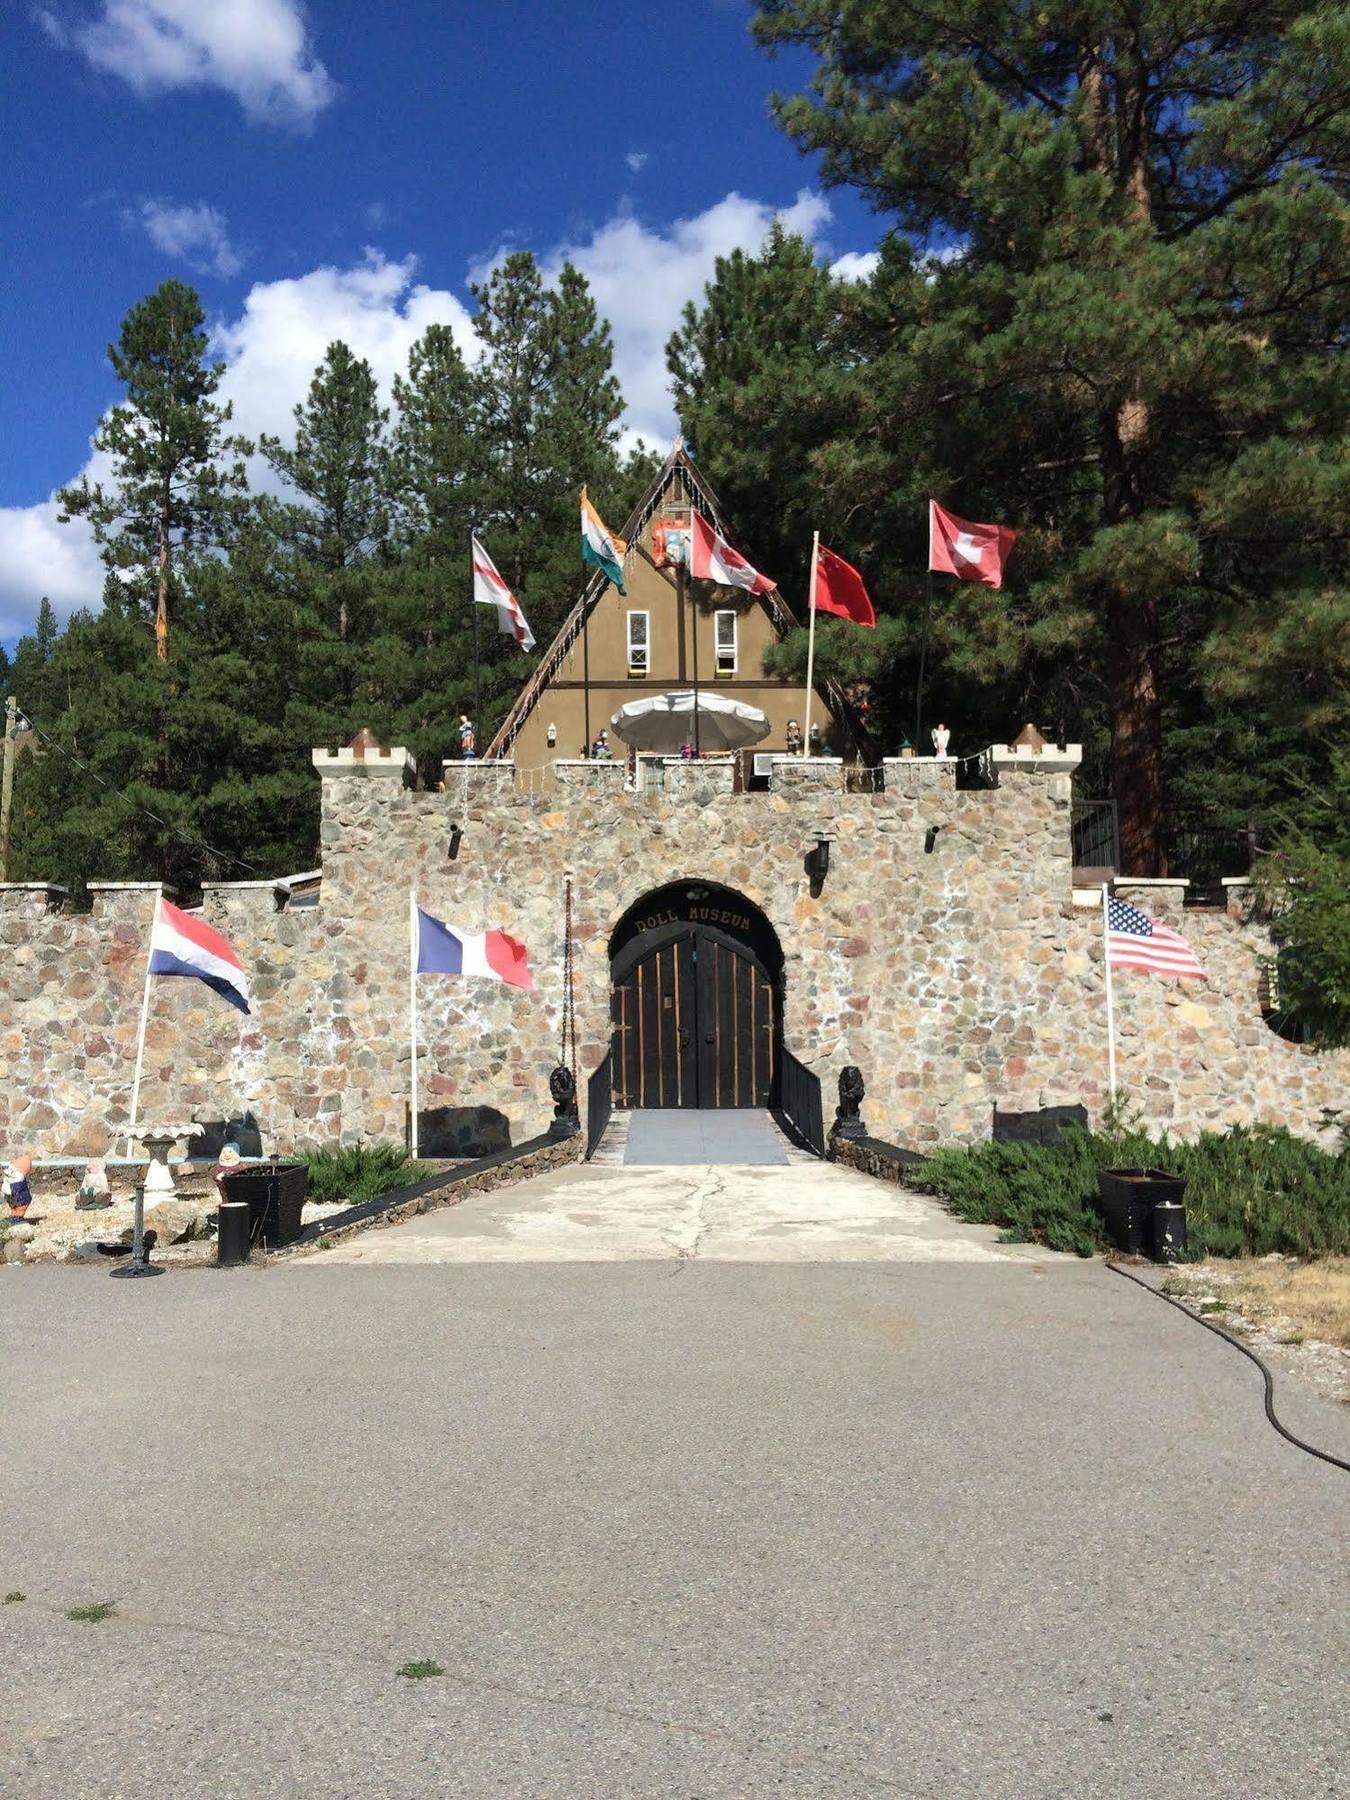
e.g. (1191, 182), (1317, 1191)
(1, 757), (1344, 1160)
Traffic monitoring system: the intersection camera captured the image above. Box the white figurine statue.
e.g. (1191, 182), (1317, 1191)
(931, 722), (951, 758)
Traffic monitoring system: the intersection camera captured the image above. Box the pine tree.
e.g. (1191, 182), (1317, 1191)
(261, 340), (390, 646)
(471, 253), (625, 651)
(57, 280), (249, 663)
(751, 0), (1350, 870)
(376, 322), (484, 776)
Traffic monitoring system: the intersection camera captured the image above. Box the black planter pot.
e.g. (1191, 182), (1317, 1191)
(219, 1162), (309, 1249)
(1096, 1167), (1187, 1258)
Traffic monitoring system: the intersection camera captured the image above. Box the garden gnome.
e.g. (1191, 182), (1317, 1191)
(211, 1142), (242, 1200)
(808, 722), (823, 753)
(931, 722), (951, 758)
(3, 1155), (34, 1220)
(458, 715), (476, 759)
(785, 718), (803, 755)
(76, 1157), (111, 1210)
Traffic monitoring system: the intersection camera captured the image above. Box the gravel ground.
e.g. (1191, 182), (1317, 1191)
(2, 1257), (1347, 1798)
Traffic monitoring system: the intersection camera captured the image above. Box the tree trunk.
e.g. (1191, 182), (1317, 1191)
(155, 501), (170, 662)
(1084, 40), (1169, 874)
(1101, 401), (1169, 874)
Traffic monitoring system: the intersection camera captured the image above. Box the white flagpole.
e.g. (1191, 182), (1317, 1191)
(123, 895), (159, 1160)
(1101, 882), (1118, 1103)
(408, 888), (420, 1158)
(802, 530), (820, 754)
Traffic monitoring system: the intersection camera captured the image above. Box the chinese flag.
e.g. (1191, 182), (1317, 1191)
(812, 543), (876, 628)
(929, 499), (1016, 588)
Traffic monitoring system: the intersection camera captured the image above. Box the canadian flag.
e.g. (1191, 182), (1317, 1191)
(929, 500), (1016, 589)
(472, 535), (535, 651)
(690, 510), (775, 596)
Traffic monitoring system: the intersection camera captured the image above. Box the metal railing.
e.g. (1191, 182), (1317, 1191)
(776, 1048), (825, 1157)
(1071, 797), (1119, 870)
(586, 1043), (613, 1159)
(1164, 819), (1265, 891)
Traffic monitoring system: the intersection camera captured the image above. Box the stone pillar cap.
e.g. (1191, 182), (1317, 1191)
(86, 881), (177, 892)
(311, 743), (415, 777)
(989, 742), (1082, 770)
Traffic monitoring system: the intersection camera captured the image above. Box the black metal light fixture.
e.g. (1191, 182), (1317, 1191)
(805, 832), (833, 892)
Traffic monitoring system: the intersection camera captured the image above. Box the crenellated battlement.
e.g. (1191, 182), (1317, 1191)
(2, 732), (1343, 1163)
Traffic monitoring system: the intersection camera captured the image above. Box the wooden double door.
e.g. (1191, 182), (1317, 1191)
(611, 923), (779, 1109)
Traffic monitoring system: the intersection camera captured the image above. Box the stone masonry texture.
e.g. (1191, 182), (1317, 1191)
(1, 758), (1345, 1159)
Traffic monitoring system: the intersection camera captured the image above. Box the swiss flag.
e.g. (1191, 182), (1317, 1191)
(929, 500), (1016, 588)
(812, 543), (876, 628)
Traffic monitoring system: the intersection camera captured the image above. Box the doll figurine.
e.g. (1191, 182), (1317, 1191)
(3, 1155), (34, 1220)
(76, 1157), (112, 1210)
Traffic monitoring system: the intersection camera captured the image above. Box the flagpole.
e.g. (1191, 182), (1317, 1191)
(684, 554), (700, 757)
(408, 888), (420, 1159)
(123, 904), (158, 1161)
(802, 530), (820, 755)
(471, 592), (482, 726)
(1101, 882), (1118, 1104)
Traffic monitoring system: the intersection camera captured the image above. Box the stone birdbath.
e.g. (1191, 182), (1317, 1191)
(111, 1125), (193, 1280)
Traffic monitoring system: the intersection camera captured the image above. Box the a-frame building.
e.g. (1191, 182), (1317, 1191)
(487, 443), (868, 769)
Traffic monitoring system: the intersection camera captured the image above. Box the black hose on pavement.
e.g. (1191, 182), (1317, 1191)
(1106, 1260), (1350, 1475)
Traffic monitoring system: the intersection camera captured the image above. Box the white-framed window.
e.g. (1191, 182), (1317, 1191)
(714, 608), (737, 675)
(627, 610), (650, 674)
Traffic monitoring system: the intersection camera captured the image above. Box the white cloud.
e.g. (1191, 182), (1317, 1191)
(1, 194), (880, 634)
(37, 0), (336, 129)
(0, 497), (104, 641)
(1, 253), (474, 638)
(625, 151), (648, 175)
(212, 252), (477, 452)
(530, 187), (834, 446)
(831, 249), (880, 283)
(135, 199), (243, 277)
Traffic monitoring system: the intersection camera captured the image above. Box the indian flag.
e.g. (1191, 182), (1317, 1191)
(581, 488), (627, 594)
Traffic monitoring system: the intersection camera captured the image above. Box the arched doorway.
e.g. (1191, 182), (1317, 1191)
(609, 882), (783, 1109)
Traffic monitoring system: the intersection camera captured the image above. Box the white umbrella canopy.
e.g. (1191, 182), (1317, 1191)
(609, 690), (771, 754)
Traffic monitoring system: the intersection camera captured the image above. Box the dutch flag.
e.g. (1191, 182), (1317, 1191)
(149, 897), (251, 1013)
(414, 905), (532, 990)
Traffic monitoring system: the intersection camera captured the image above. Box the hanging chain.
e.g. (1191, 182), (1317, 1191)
(561, 876), (578, 1092)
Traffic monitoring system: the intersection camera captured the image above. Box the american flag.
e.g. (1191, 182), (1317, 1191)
(1106, 896), (1207, 980)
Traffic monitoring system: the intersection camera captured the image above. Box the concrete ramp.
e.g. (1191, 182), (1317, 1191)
(292, 1159), (1053, 1267)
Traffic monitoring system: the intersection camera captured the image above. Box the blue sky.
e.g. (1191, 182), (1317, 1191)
(0, 0), (881, 640)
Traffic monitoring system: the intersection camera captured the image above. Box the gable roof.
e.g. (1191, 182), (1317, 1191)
(485, 441), (870, 760)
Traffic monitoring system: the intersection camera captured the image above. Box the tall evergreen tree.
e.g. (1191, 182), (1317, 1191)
(471, 253), (625, 650)
(375, 322), (485, 775)
(751, 0), (1350, 870)
(57, 280), (249, 663)
(260, 339), (390, 647)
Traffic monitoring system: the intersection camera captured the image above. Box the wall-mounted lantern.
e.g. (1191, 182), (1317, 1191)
(546, 721), (557, 749)
(805, 831), (834, 893)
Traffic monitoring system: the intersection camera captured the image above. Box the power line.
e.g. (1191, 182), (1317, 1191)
(13, 700), (267, 880)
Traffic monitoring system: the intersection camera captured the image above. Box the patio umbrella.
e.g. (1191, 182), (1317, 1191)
(609, 690), (771, 754)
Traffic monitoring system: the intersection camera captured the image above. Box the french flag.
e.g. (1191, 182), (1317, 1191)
(415, 906), (532, 990)
(148, 897), (251, 1013)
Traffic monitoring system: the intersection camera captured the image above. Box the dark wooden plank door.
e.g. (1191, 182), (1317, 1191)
(694, 932), (775, 1108)
(613, 926), (776, 1110)
(613, 933), (696, 1108)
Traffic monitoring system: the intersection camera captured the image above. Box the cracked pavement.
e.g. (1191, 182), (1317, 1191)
(290, 1158), (1052, 1265)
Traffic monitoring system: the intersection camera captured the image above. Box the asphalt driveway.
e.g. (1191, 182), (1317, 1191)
(2, 1256), (1347, 1798)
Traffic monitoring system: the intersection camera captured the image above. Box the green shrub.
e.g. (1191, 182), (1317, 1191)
(302, 1144), (430, 1207)
(911, 1124), (1349, 1260)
